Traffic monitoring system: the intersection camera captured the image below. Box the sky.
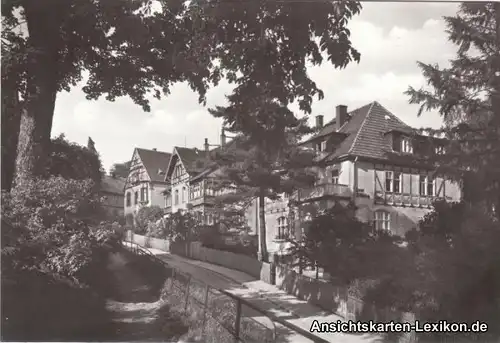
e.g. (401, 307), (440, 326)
(51, 2), (460, 173)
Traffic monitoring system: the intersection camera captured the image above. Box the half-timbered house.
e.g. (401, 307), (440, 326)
(123, 148), (171, 220)
(265, 101), (461, 255)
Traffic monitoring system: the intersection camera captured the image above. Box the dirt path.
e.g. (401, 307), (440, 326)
(105, 251), (187, 341)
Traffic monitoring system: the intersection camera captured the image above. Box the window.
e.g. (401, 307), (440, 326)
(419, 175), (435, 196)
(401, 137), (413, 153)
(126, 192), (131, 207)
(206, 213), (213, 225)
(320, 140), (327, 152)
(385, 171), (401, 193)
(435, 145), (445, 155)
(181, 187), (186, 203)
(174, 190), (179, 205)
(374, 210), (391, 231)
(140, 186), (148, 203)
(134, 191), (138, 205)
(277, 216), (288, 239)
(331, 169), (339, 184)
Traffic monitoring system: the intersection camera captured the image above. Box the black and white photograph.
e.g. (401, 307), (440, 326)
(1, 0), (500, 342)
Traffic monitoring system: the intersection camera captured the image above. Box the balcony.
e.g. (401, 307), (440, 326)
(291, 183), (351, 203)
(190, 195), (215, 207)
(164, 204), (172, 214)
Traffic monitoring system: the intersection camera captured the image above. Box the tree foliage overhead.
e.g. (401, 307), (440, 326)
(2, 0), (361, 187)
(405, 2), (500, 217)
(210, 116), (318, 199)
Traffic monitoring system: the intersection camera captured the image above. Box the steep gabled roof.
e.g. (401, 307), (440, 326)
(135, 148), (171, 182)
(325, 101), (412, 162)
(176, 147), (207, 173)
(101, 175), (126, 195)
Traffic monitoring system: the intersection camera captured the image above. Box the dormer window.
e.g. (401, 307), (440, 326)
(401, 137), (413, 153)
(320, 140), (327, 152)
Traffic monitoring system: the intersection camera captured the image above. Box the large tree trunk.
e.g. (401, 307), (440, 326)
(1, 81), (21, 192)
(257, 192), (268, 262)
(13, 1), (60, 188)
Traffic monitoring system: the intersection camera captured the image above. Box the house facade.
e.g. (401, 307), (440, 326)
(265, 101), (462, 255)
(100, 175), (126, 218)
(124, 148), (171, 221)
(163, 135), (260, 233)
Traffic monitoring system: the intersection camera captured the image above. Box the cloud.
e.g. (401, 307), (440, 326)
(52, 3), (459, 172)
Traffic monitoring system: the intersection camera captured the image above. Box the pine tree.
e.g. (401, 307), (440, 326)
(209, 100), (318, 262)
(406, 2), (500, 219)
(2, 0), (361, 190)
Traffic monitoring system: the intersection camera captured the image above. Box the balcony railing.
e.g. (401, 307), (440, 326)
(190, 195), (215, 207)
(374, 191), (449, 208)
(291, 183), (351, 203)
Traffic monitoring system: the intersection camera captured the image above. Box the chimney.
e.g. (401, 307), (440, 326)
(220, 128), (226, 147)
(152, 148), (157, 151)
(336, 105), (348, 131)
(204, 138), (209, 152)
(315, 115), (324, 129)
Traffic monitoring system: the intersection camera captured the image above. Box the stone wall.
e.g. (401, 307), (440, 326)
(189, 242), (273, 282)
(275, 264), (417, 343)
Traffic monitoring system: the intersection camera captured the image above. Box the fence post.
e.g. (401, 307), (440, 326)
(184, 275), (191, 311)
(234, 298), (242, 343)
(202, 285), (210, 335)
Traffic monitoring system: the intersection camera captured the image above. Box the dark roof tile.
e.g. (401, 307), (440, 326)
(325, 101), (412, 162)
(136, 148), (171, 182)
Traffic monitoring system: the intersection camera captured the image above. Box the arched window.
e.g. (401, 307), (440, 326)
(374, 210), (391, 231)
(126, 192), (131, 207)
(182, 186), (186, 203)
(175, 190), (179, 205)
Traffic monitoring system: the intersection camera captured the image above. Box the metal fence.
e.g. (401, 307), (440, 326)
(166, 267), (276, 343)
(122, 240), (288, 343)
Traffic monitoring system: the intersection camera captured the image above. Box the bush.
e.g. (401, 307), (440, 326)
(159, 211), (201, 242)
(1, 177), (124, 341)
(134, 205), (164, 234)
(199, 225), (225, 247)
(1, 176), (121, 282)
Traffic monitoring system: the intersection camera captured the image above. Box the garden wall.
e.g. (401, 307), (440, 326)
(189, 242), (274, 282)
(126, 234), (416, 343)
(275, 264), (417, 343)
(148, 236), (171, 252)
